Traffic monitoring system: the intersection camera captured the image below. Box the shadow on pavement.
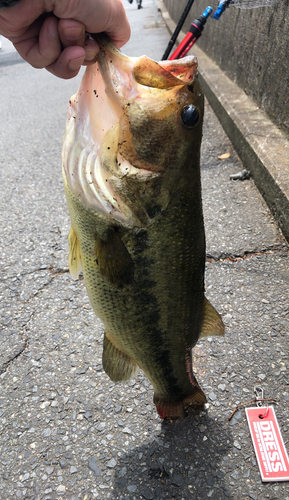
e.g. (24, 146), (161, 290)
(111, 409), (234, 499)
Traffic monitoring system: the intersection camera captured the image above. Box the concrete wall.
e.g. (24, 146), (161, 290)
(163, 0), (289, 135)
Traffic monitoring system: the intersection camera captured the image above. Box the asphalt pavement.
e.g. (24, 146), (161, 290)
(0, 1), (289, 499)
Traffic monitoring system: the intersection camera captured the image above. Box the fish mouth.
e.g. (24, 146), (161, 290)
(62, 36), (199, 227)
(96, 34), (198, 102)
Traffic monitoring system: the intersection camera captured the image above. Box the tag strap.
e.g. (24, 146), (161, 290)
(228, 398), (277, 421)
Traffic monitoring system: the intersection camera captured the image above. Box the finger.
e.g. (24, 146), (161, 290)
(104, 0), (131, 48)
(53, 0), (131, 49)
(13, 16), (61, 69)
(58, 18), (86, 48)
(58, 18), (99, 65)
(45, 45), (86, 79)
(82, 34), (99, 64)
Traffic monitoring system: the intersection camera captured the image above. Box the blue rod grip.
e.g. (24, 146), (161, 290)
(214, 0), (227, 19)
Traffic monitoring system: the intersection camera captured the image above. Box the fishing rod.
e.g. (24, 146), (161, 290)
(169, 6), (213, 60)
(162, 0), (196, 60)
(165, 0), (283, 61)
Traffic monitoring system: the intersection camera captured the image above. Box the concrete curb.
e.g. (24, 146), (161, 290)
(158, 0), (289, 243)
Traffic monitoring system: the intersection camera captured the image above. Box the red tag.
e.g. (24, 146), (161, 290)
(246, 406), (289, 482)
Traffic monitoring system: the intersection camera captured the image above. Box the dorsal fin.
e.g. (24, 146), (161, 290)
(200, 297), (225, 338)
(68, 226), (82, 280)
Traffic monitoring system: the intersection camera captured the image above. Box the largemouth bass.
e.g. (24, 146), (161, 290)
(62, 36), (224, 419)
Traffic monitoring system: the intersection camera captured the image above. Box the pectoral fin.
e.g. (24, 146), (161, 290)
(95, 229), (134, 287)
(200, 297), (225, 338)
(68, 226), (82, 280)
(102, 332), (138, 382)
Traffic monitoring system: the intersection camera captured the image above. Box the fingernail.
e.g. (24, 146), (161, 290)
(48, 19), (59, 40)
(68, 56), (85, 72)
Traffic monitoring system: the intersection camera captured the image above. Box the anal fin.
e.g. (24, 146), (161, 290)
(102, 332), (138, 382)
(68, 226), (82, 280)
(199, 297), (225, 339)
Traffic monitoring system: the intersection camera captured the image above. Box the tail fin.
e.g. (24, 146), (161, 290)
(153, 386), (206, 419)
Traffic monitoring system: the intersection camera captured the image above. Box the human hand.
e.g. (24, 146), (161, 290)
(0, 0), (131, 79)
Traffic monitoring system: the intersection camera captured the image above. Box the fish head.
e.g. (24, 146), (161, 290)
(62, 36), (204, 227)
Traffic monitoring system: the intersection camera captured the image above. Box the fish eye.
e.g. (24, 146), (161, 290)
(180, 104), (199, 129)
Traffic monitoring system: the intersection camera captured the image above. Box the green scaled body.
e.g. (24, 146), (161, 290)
(62, 36), (224, 418)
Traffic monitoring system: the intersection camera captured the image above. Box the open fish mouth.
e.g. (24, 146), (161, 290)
(62, 36), (200, 227)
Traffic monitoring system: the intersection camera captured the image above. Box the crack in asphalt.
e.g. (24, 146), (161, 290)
(49, 267), (70, 276)
(206, 244), (288, 262)
(0, 265), (70, 283)
(0, 340), (28, 375)
(0, 267), (53, 285)
(0, 266), (80, 335)
(0, 268), (73, 375)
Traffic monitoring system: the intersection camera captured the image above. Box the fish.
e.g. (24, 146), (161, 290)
(62, 36), (224, 419)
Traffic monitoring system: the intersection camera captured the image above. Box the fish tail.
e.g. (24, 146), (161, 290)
(102, 331), (138, 382)
(153, 386), (206, 419)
